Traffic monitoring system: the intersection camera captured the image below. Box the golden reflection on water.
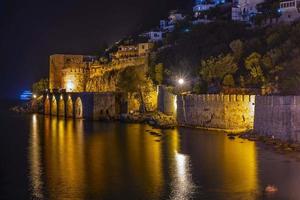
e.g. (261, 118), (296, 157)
(28, 116), (259, 199)
(29, 114), (44, 199)
(222, 137), (258, 197)
(167, 129), (197, 200)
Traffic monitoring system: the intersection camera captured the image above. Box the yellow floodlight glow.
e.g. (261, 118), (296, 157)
(66, 81), (74, 92)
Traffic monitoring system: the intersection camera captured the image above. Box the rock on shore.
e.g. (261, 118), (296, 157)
(238, 131), (300, 153)
(120, 111), (176, 129)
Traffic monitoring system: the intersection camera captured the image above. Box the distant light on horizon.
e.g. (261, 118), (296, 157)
(20, 90), (32, 101)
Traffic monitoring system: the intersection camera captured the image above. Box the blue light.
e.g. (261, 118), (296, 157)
(20, 90), (32, 101)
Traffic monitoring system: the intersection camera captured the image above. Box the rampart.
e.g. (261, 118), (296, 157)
(254, 96), (300, 142)
(176, 94), (255, 132)
(157, 85), (176, 116)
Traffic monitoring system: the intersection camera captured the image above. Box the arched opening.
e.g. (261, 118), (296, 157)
(58, 98), (65, 117)
(51, 96), (57, 116)
(44, 98), (50, 115)
(66, 97), (73, 118)
(75, 97), (83, 118)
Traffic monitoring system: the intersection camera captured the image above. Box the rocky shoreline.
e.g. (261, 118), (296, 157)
(227, 131), (300, 153)
(120, 111), (177, 129)
(10, 101), (300, 152)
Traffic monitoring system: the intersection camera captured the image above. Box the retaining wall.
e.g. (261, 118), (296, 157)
(254, 96), (300, 142)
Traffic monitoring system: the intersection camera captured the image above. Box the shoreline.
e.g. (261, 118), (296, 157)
(10, 102), (300, 154)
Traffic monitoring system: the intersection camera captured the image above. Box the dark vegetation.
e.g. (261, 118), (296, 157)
(149, 20), (300, 94)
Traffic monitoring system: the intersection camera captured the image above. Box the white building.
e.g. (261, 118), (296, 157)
(278, 0), (300, 23)
(160, 20), (176, 32)
(168, 11), (185, 23)
(231, 0), (264, 22)
(193, 0), (225, 18)
(140, 31), (163, 42)
(160, 10), (185, 32)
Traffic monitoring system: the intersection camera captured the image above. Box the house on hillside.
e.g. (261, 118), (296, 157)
(193, 0), (226, 18)
(140, 30), (163, 42)
(231, 0), (264, 22)
(160, 10), (186, 32)
(278, 0), (300, 23)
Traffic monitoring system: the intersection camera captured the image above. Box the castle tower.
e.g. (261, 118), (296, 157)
(49, 54), (87, 92)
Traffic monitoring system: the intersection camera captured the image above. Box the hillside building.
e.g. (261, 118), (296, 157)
(193, 0), (225, 17)
(231, 0), (264, 22)
(160, 10), (185, 32)
(140, 30), (163, 42)
(278, 0), (300, 23)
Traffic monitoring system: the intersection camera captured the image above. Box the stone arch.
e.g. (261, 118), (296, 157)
(75, 97), (83, 118)
(66, 97), (73, 118)
(51, 96), (57, 116)
(44, 98), (50, 115)
(58, 97), (65, 117)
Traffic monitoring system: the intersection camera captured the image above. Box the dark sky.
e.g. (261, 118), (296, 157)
(0, 0), (192, 99)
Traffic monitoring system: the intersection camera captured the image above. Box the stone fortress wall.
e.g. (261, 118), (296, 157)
(44, 92), (126, 120)
(254, 96), (300, 142)
(157, 85), (177, 116)
(157, 86), (255, 132)
(157, 86), (300, 141)
(176, 94), (255, 132)
(49, 42), (153, 94)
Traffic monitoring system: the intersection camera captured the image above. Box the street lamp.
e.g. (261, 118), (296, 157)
(33, 94), (37, 99)
(178, 78), (184, 85)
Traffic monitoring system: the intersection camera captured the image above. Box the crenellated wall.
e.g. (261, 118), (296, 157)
(176, 94), (255, 132)
(254, 96), (300, 142)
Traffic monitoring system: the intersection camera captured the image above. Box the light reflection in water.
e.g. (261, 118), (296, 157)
(28, 114), (44, 199)
(168, 129), (197, 200)
(28, 116), (262, 200)
(45, 118), (85, 200)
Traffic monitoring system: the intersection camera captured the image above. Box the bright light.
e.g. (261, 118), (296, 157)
(33, 94), (37, 99)
(173, 95), (177, 114)
(66, 81), (74, 92)
(178, 78), (184, 85)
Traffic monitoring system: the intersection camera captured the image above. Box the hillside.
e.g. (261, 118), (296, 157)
(150, 20), (300, 94)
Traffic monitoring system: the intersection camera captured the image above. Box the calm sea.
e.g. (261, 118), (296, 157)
(0, 100), (300, 200)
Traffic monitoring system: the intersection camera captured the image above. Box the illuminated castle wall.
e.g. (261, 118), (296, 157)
(177, 94), (255, 132)
(49, 54), (95, 92)
(49, 43), (153, 93)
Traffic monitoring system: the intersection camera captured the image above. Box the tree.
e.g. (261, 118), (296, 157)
(244, 52), (266, 86)
(116, 66), (148, 112)
(154, 63), (164, 85)
(230, 39), (244, 62)
(200, 54), (238, 86)
(32, 78), (48, 95)
(222, 74), (235, 87)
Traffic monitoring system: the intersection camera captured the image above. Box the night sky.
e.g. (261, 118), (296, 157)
(0, 0), (192, 99)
